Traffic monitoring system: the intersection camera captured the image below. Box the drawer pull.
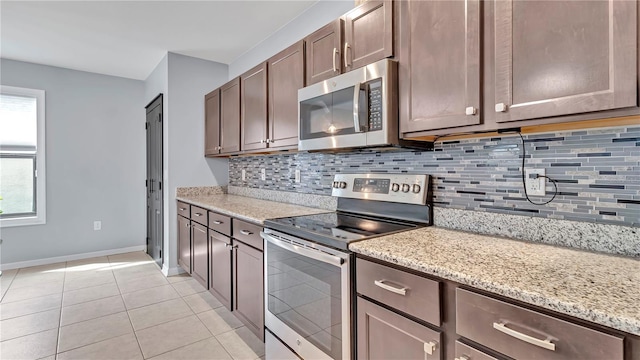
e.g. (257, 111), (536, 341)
(454, 357), (469, 360)
(179, 207), (187, 211)
(212, 220), (223, 225)
(194, 213), (203, 217)
(374, 279), (407, 296)
(493, 322), (556, 351)
(423, 341), (437, 355)
(239, 229), (253, 236)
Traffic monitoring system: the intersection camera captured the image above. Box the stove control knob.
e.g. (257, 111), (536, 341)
(401, 184), (410, 193)
(339, 181), (347, 189)
(412, 184), (421, 193)
(391, 183), (400, 192)
(332, 181), (338, 188)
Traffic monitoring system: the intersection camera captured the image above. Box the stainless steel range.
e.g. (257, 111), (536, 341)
(261, 173), (433, 360)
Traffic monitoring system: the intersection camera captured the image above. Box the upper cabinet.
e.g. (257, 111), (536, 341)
(241, 63), (268, 152)
(204, 89), (221, 156)
(305, 0), (394, 85)
(268, 41), (305, 150)
(344, 0), (393, 72)
(398, 0), (481, 134)
(220, 78), (241, 154)
(492, 0), (637, 123)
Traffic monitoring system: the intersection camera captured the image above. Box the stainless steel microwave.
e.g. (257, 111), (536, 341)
(298, 59), (399, 151)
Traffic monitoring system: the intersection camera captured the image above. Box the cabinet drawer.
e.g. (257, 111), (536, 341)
(208, 212), (231, 236)
(177, 201), (190, 218)
(356, 258), (440, 326)
(456, 288), (624, 360)
(190, 205), (208, 226)
(232, 219), (263, 251)
(455, 340), (500, 360)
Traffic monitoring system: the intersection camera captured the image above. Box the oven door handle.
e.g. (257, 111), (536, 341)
(261, 232), (345, 267)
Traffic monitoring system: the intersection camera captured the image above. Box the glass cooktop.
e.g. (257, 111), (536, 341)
(264, 212), (419, 251)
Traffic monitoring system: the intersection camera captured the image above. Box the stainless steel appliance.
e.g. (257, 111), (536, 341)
(298, 59), (400, 151)
(261, 173), (433, 359)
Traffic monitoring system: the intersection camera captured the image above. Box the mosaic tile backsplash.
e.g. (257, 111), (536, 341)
(229, 126), (640, 227)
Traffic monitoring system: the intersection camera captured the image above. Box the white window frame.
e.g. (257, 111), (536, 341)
(0, 85), (46, 227)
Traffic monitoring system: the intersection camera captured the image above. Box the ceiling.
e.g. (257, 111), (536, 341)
(0, 1), (318, 80)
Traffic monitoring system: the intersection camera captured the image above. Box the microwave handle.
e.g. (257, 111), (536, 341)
(353, 82), (362, 132)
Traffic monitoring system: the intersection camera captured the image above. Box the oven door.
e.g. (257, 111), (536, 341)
(262, 229), (352, 360)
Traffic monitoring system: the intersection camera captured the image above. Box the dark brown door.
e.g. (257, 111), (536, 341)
(493, 0), (637, 122)
(145, 95), (163, 267)
(305, 19), (343, 85)
(398, 0), (481, 134)
(178, 215), (191, 274)
(220, 78), (241, 154)
(209, 230), (232, 310)
(268, 41), (305, 150)
(191, 222), (208, 289)
(204, 89), (220, 156)
(233, 240), (264, 341)
(357, 297), (442, 359)
(344, 0), (393, 72)
(241, 63), (268, 152)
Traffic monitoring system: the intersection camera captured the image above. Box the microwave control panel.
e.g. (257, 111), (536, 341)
(368, 80), (383, 131)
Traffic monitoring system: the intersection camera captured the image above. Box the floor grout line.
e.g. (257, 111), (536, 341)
(54, 261), (68, 359)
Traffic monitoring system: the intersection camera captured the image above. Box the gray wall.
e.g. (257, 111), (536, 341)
(1, 59), (146, 265)
(228, 0), (354, 79)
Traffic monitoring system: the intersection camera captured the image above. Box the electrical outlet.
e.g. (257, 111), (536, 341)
(525, 168), (546, 196)
(93, 221), (102, 231)
(241, 169), (246, 181)
(295, 169), (301, 183)
(261, 168), (266, 181)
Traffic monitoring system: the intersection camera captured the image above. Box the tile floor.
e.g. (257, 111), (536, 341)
(0, 251), (265, 360)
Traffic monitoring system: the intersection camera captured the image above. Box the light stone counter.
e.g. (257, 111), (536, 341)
(176, 194), (331, 224)
(349, 227), (640, 336)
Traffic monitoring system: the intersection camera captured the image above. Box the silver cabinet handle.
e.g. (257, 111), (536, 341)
(353, 82), (362, 132)
(423, 341), (437, 356)
(332, 47), (338, 72)
(493, 322), (556, 351)
(454, 356), (469, 360)
(184, 223), (190, 228)
(344, 42), (350, 68)
(179, 207), (187, 211)
(239, 229), (253, 236)
(495, 103), (508, 112)
(465, 106), (477, 116)
(212, 220), (223, 225)
(374, 280), (407, 295)
(194, 213), (203, 217)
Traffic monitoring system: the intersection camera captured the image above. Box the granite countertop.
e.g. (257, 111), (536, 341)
(350, 227), (640, 336)
(176, 194), (331, 224)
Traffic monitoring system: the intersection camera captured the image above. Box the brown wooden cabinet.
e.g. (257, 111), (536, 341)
(204, 89), (221, 156)
(398, 0), (482, 134)
(491, 0), (637, 123)
(305, 20), (343, 85)
(220, 77), (241, 154)
(233, 239), (264, 341)
(178, 214), (191, 274)
(241, 63), (268, 152)
(209, 229), (232, 310)
(191, 222), (209, 289)
(267, 41), (305, 150)
(343, 0), (393, 72)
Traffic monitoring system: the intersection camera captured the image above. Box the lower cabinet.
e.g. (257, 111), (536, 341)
(209, 229), (232, 310)
(233, 239), (265, 341)
(178, 215), (191, 274)
(357, 297), (442, 359)
(191, 222), (209, 289)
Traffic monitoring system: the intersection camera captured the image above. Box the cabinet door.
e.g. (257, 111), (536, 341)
(241, 63), (268, 152)
(178, 215), (191, 274)
(220, 78), (241, 154)
(204, 89), (220, 156)
(209, 230), (232, 310)
(191, 222), (209, 289)
(233, 240), (264, 341)
(344, 0), (393, 72)
(305, 20), (343, 85)
(398, 0), (481, 134)
(357, 297), (442, 359)
(268, 41), (304, 150)
(493, 0), (637, 122)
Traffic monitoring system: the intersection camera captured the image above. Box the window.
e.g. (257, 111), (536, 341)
(0, 86), (46, 227)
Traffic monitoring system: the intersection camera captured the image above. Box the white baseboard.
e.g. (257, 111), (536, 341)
(162, 264), (185, 277)
(0, 245), (147, 271)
